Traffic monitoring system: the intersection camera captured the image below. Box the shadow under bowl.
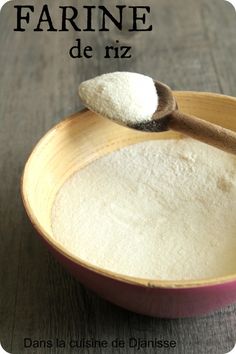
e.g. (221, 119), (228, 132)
(21, 91), (236, 318)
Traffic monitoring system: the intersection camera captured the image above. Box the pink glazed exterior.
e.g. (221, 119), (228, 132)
(45, 239), (236, 318)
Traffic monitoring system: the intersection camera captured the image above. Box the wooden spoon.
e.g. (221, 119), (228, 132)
(127, 81), (236, 155)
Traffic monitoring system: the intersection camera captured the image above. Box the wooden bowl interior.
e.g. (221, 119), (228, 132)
(22, 91), (236, 271)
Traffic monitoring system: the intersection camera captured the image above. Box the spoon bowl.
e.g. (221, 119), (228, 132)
(128, 81), (177, 132)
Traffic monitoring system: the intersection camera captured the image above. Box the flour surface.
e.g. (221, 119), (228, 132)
(51, 139), (236, 280)
(78, 72), (158, 124)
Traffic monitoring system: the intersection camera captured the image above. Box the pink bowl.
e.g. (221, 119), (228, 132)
(21, 92), (236, 318)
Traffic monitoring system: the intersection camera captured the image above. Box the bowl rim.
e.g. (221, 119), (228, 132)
(21, 91), (236, 289)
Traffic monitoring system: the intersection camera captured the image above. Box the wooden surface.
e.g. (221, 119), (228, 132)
(0, 0), (236, 353)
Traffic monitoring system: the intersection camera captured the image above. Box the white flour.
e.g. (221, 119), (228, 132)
(78, 72), (158, 125)
(51, 139), (236, 280)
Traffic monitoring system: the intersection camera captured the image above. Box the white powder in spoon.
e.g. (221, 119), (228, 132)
(78, 72), (158, 125)
(51, 138), (236, 281)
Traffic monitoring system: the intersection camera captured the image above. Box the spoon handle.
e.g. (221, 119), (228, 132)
(168, 111), (236, 155)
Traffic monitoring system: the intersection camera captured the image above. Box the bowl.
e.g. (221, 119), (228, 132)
(21, 91), (236, 318)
